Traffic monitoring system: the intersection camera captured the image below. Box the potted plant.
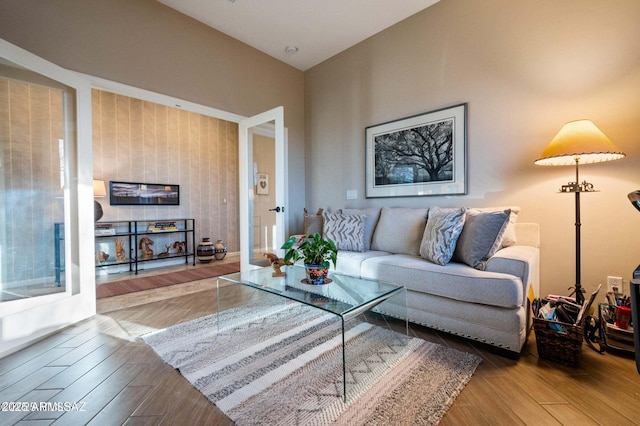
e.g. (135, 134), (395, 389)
(281, 233), (338, 285)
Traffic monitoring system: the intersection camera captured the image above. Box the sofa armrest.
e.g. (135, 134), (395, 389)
(485, 245), (540, 304)
(514, 223), (539, 248)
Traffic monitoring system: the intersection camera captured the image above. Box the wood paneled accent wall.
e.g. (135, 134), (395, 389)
(92, 89), (239, 252)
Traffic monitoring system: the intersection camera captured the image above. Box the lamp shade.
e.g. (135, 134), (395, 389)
(534, 120), (625, 166)
(93, 179), (107, 197)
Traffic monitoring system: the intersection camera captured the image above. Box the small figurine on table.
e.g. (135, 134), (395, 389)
(115, 239), (126, 262)
(264, 252), (292, 277)
(172, 241), (186, 255)
(139, 236), (154, 259)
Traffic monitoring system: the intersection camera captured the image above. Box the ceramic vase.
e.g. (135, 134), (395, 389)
(197, 238), (214, 263)
(214, 239), (227, 260)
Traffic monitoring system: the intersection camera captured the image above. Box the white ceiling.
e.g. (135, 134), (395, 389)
(158, 0), (440, 71)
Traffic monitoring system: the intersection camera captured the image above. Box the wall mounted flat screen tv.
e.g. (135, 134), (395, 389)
(109, 181), (180, 206)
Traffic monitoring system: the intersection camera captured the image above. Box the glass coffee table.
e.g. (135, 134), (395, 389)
(217, 265), (407, 401)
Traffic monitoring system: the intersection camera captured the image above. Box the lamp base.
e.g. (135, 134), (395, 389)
(94, 200), (104, 222)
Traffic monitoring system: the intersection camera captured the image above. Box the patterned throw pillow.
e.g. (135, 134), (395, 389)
(342, 207), (381, 251)
(419, 207), (466, 265)
(322, 211), (365, 252)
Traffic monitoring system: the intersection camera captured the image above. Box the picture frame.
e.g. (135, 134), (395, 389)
(256, 173), (269, 195)
(109, 181), (180, 206)
(365, 103), (467, 198)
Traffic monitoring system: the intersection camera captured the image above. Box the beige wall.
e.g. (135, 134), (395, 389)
(305, 0), (640, 298)
(0, 0), (307, 232)
(92, 89), (239, 250)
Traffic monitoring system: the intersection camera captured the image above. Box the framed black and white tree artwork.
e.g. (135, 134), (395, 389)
(365, 103), (467, 198)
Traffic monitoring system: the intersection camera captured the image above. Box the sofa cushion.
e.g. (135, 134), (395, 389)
(453, 208), (511, 269)
(371, 207), (428, 255)
(333, 250), (392, 276)
(419, 207), (466, 265)
(360, 254), (524, 309)
(303, 208), (324, 235)
(342, 207), (381, 250)
(322, 211), (365, 252)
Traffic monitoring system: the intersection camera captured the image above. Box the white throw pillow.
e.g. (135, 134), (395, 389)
(419, 207), (466, 265)
(322, 211), (365, 252)
(371, 207), (428, 255)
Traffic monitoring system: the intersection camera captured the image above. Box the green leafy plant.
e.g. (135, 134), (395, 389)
(281, 233), (338, 268)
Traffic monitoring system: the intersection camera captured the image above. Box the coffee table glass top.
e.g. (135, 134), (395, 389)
(217, 265), (403, 320)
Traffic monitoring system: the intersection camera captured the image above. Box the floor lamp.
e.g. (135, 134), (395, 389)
(535, 120), (625, 304)
(94, 179), (107, 222)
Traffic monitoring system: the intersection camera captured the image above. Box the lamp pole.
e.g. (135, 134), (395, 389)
(560, 158), (592, 305)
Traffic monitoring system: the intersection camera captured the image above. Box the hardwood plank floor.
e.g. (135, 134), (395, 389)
(1, 279), (639, 425)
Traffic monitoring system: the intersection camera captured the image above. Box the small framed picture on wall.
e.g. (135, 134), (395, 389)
(257, 173), (269, 195)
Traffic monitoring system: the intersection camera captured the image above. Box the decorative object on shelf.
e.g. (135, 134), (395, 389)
(365, 103), (467, 198)
(535, 119), (625, 304)
(214, 239), (228, 260)
(197, 238), (214, 263)
(158, 244), (171, 258)
(173, 241), (186, 255)
(264, 252), (292, 277)
(115, 239), (126, 262)
(139, 236), (154, 259)
(95, 223), (115, 236)
(95, 251), (109, 264)
(282, 233), (338, 285)
(93, 179), (107, 222)
(148, 221), (177, 232)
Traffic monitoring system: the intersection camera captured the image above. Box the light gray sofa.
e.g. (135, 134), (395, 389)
(311, 206), (540, 355)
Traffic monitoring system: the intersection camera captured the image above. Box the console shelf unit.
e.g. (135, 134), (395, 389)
(55, 218), (196, 284)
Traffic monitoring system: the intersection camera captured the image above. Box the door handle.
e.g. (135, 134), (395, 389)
(269, 206), (284, 213)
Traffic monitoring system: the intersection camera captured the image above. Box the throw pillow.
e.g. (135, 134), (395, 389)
(477, 206), (521, 247)
(303, 208), (324, 235)
(419, 207), (466, 265)
(342, 207), (381, 250)
(371, 207), (428, 255)
(322, 211), (365, 252)
(452, 208), (511, 269)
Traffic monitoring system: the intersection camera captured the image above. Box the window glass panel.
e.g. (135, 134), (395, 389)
(0, 59), (74, 302)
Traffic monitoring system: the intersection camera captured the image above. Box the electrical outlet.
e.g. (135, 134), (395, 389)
(607, 276), (623, 293)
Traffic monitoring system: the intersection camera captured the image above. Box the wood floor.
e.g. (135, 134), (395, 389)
(1, 277), (640, 426)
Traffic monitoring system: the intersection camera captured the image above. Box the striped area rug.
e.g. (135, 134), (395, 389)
(142, 302), (482, 425)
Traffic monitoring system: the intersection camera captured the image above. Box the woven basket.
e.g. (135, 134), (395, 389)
(533, 317), (584, 367)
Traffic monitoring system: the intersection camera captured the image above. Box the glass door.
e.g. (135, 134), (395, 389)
(0, 39), (94, 356)
(239, 107), (287, 271)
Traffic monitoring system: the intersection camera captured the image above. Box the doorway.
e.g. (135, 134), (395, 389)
(239, 107), (287, 271)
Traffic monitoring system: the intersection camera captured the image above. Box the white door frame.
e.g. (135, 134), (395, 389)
(239, 107), (287, 271)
